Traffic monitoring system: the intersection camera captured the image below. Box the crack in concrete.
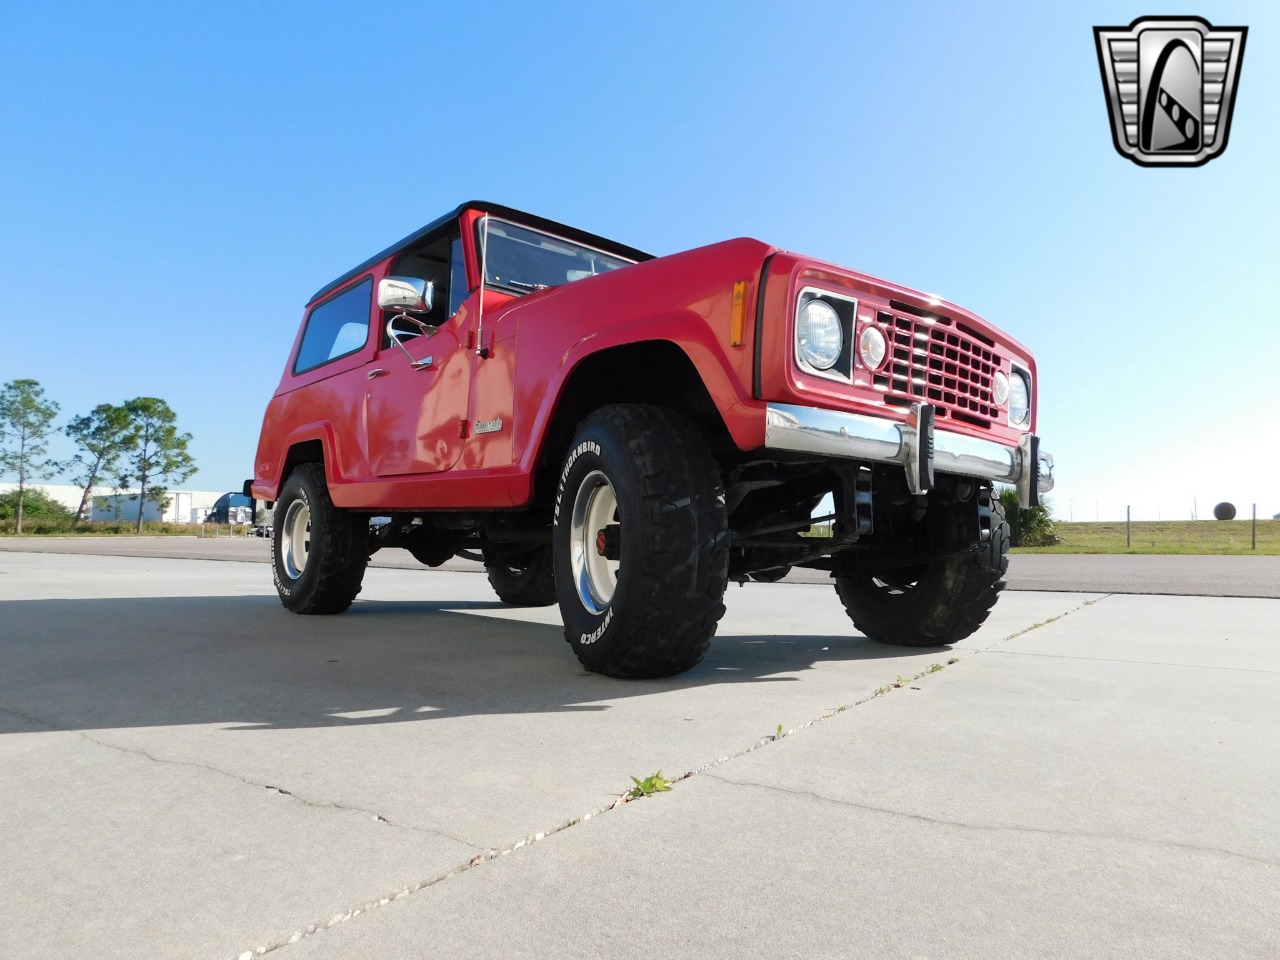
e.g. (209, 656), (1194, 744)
(0, 704), (478, 848)
(671, 596), (1109, 783)
(976, 593), (1111, 654)
(227, 797), (630, 959)
(701, 773), (1280, 869)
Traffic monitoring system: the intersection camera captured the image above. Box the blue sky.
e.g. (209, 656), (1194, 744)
(2, 1), (1276, 521)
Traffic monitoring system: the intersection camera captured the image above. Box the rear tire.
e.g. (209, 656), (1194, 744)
(272, 463), (368, 614)
(835, 500), (1010, 647)
(553, 404), (728, 678)
(484, 544), (557, 607)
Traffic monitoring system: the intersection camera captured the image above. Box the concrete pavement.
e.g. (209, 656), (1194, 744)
(2, 536), (1277, 597)
(1, 549), (1276, 959)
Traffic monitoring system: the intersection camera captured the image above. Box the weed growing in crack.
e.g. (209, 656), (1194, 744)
(627, 771), (672, 800)
(878, 658), (965, 696)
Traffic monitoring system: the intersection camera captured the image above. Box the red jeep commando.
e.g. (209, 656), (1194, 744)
(249, 203), (1053, 678)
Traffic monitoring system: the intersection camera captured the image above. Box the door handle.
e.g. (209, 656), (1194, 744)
(367, 368), (387, 379)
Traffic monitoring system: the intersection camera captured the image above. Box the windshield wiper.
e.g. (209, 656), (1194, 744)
(507, 280), (550, 291)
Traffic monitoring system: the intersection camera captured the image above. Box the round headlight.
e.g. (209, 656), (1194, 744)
(796, 299), (843, 370)
(992, 371), (1010, 406)
(857, 325), (887, 370)
(1008, 372), (1030, 426)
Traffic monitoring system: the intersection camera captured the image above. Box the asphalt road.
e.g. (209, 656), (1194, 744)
(1, 546), (1277, 959)
(2, 536), (1277, 597)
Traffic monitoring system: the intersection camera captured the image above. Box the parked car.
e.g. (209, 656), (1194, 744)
(249, 202), (1052, 677)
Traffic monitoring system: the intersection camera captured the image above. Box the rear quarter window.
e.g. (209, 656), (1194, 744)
(293, 278), (373, 374)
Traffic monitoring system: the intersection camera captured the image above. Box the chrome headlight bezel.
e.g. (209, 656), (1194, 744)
(796, 298), (843, 371)
(794, 287), (856, 381)
(1008, 367), (1031, 427)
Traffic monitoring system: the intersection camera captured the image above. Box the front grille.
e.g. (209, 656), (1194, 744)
(873, 310), (1001, 428)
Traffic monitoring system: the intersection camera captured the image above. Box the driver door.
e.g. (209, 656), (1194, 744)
(365, 234), (473, 476)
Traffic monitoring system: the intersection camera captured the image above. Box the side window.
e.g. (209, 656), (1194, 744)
(382, 232), (464, 348)
(294, 278), (373, 374)
(448, 236), (468, 317)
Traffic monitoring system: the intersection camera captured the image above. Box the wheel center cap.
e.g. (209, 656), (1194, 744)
(594, 524), (622, 561)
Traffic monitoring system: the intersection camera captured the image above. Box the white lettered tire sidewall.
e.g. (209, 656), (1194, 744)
(270, 462), (368, 615)
(273, 474), (314, 602)
(551, 404), (729, 678)
(553, 425), (637, 671)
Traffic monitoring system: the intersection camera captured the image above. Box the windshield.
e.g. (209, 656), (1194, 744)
(481, 219), (635, 294)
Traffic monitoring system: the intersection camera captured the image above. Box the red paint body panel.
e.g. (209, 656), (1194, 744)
(251, 205), (1037, 510)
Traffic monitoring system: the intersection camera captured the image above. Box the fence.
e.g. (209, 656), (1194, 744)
(810, 506), (1277, 554)
(1058, 500), (1276, 524)
(198, 521), (268, 539)
(1048, 511), (1276, 554)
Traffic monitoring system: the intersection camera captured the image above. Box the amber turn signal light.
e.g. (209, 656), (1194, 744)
(730, 281), (747, 347)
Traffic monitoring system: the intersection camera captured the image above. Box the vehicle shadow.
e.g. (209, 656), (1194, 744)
(0, 594), (950, 735)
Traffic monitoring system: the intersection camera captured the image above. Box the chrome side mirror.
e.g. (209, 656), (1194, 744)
(380, 277), (438, 370)
(378, 276), (434, 313)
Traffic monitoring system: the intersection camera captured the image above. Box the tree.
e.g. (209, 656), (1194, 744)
(117, 397), (197, 533)
(0, 487), (74, 522)
(0, 379), (61, 534)
(63, 403), (136, 520)
(997, 488), (1060, 547)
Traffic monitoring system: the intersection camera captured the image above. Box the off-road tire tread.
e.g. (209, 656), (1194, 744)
(484, 545), (557, 607)
(835, 500), (1010, 647)
(273, 463), (368, 615)
(560, 404), (728, 678)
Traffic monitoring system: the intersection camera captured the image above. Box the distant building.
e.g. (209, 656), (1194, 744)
(89, 488), (226, 523)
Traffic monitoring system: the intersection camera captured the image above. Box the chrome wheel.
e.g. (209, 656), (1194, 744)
(569, 470), (619, 614)
(280, 499), (311, 580)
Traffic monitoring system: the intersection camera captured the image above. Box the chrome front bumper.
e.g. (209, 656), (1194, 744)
(764, 402), (1054, 508)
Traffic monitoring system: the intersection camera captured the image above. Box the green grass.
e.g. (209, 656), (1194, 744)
(0, 519), (238, 537)
(1015, 519), (1279, 556)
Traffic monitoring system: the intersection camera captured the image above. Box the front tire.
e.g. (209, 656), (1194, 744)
(272, 463), (369, 614)
(553, 405), (728, 678)
(835, 499), (1010, 647)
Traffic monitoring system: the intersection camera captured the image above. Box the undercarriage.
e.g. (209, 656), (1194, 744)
(355, 454), (997, 587)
